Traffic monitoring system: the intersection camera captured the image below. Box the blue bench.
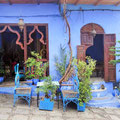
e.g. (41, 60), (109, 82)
(13, 72), (32, 107)
(61, 76), (79, 111)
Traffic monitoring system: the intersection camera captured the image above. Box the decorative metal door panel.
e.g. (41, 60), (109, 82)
(26, 24), (48, 61)
(26, 24), (49, 75)
(0, 24), (49, 75)
(0, 25), (24, 67)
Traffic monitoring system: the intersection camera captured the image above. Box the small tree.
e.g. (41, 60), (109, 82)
(54, 45), (69, 77)
(74, 57), (96, 106)
(36, 76), (58, 100)
(109, 41), (120, 67)
(25, 51), (48, 80)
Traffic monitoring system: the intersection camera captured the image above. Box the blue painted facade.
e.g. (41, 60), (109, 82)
(0, 4), (120, 82)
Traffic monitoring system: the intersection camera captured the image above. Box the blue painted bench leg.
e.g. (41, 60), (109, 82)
(63, 105), (66, 112)
(63, 99), (66, 112)
(28, 96), (31, 107)
(13, 95), (17, 107)
(28, 100), (30, 107)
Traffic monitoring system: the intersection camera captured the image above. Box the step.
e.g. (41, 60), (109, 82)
(91, 81), (106, 90)
(91, 87), (108, 97)
(89, 93), (113, 103)
(87, 97), (120, 108)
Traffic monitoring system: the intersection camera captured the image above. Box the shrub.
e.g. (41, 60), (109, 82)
(25, 51), (48, 80)
(74, 57), (96, 106)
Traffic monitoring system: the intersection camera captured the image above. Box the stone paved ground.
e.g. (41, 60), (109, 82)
(0, 94), (120, 120)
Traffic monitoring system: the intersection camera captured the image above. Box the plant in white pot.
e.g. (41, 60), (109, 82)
(74, 57), (96, 111)
(37, 76), (58, 111)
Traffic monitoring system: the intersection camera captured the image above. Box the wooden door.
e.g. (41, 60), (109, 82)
(104, 34), (116, 82)
(81, 32), (93, 46)
(77, 33), (94, 61)
(77, 45), (86, 61)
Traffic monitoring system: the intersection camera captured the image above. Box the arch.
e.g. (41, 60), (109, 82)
(80, 23), (105, 49)
(0, 25), (22, 49)
(77, 23), (105, 61)
(81, 23), (105, 34)
(27, 25), (45, 46)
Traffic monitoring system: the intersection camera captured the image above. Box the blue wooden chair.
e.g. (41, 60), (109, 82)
(61, 76), (79, 111)
(14, 63), (25, 80)
(13, 72), (32, 107)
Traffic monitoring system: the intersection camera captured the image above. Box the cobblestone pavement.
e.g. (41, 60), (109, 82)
(0, 94), (120, 120)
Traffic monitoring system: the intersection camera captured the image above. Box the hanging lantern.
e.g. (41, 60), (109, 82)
(18, 19), (24, 31)
(91, 29), (97, 38)
(90, 23), (97, 38)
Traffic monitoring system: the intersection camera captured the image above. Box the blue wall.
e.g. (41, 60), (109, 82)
(0, 4), (120, 81)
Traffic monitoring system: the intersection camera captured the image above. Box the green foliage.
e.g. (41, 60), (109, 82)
(36, 76), (58, 100)
(54, 45), (69, 77)
(73, 57), (96, 106)
(109, 41), (120, 65)
(0, 62), (4, 76)
(25, 51), (48, 79)
(0, 48), (4, 76)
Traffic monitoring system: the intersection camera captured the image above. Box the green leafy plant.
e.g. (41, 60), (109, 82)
(54, 44), (69, 77)
(0, 62), (4, 76)
(74, 57), (96, 106)
(109, 41), (120, 66)
(36, 76), (58, 100)
(25, 51), (48, 80)
(0, 48), (4, 76)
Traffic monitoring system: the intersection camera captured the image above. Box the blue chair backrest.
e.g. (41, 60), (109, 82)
(14, 63), (19, 74)
(15, 73), (20, 87)
(73, 76), (79, 94)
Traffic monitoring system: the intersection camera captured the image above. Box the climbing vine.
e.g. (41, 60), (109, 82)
(59, 0), (74, 84)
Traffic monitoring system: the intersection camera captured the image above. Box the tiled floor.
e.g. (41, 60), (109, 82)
(0, 94), (120, 120)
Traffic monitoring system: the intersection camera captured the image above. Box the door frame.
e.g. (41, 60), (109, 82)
(78, 23), (116, 82)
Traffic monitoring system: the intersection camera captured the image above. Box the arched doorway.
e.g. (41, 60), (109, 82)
(86, 34), (104, 78)
(0, 25), (24, 78)
(81, 23), (104, 50)
(77, 23), (116, 82)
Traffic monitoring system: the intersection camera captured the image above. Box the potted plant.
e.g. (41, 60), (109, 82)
(0, 48), (4, 83)
(37, 76), (58, 111)
(74, 57), (96, 112)
(0, 62), (4, 83)
(25, 51), (48, 84)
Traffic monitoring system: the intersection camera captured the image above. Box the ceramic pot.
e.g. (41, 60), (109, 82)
(39, 98), (54, 111)
(77, 103), (86, 112)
